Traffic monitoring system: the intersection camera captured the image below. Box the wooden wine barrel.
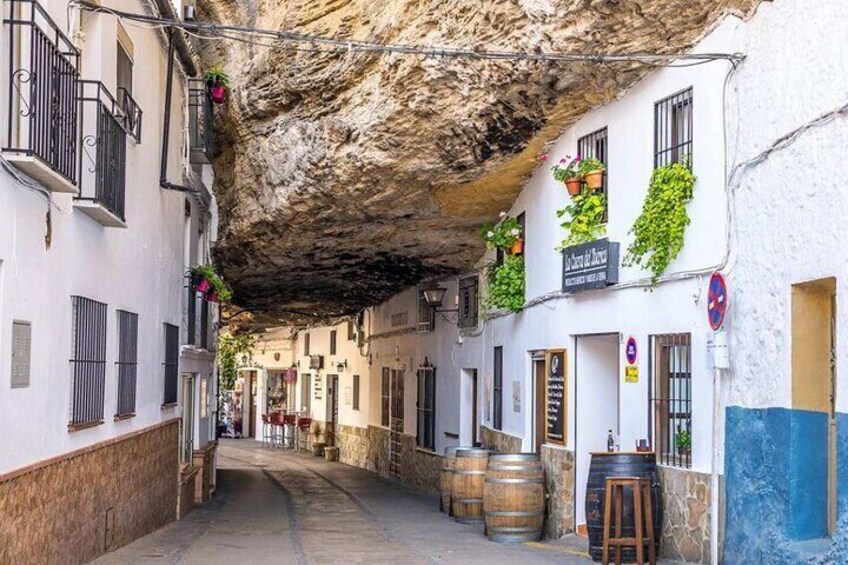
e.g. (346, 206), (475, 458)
(585, 452), (662, 562)
(440, 446), (467, 514)
(452, 448), (490, 524)
(483, 453), (545, 543)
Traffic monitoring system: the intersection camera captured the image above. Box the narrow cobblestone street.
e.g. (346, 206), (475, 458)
(94, 441), (591, 564)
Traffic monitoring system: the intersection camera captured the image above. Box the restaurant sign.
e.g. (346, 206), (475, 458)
(561, 239), (620, 293)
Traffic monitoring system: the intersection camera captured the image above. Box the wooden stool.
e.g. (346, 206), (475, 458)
(602, 477), (656, 565)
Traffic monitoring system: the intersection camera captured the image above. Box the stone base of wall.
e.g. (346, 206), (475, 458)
(337, 423), (370, 470)
(479, 426), (523, 452)
(177, 465), (200, 519)
(0, 419), (180, 564)
(192, 441), (217, 503)
(542, 446), (575, 538)
(658, 466), (711, 563)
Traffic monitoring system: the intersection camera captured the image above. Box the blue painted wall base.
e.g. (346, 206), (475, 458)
(724, 406), (846, 564)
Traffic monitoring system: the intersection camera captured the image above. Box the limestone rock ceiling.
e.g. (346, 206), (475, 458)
(198, 0), (759, 327)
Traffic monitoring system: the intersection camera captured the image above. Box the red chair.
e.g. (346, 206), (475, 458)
(269, 412), (284, 448)
(297, 417), (312, 451)
(261, 414), (273, 448)
(282, 414), (297, 450)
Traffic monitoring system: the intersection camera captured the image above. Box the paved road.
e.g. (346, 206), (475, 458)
(95, 440), (590, 564)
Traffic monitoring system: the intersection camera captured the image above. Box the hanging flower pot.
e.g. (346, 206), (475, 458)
(510, 238), (525, 256)
(564, 178), (582, 197)
(584, 170), (604, 191)
(206, 290), (219, 303)
(209, 85), (226, 104)
(196, 278), (211, 294)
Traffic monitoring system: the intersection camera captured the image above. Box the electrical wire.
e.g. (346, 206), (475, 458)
(71, 1), (743, 66)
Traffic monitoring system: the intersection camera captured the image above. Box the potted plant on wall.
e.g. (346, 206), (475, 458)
(188, 264), (233, 303)
(556, 190), (607, 249)
(551, 156), (583, 197)
(204, 66), (230, 104)
(579, 157), (606, 191)
(481, 213), (523, 255)
(675, 428), (691, 457)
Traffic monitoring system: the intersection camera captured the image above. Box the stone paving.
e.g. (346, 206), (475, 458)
(94, 440), (592, 565)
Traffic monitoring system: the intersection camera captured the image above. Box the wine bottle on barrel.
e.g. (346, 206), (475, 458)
(607, 430), (614, 453)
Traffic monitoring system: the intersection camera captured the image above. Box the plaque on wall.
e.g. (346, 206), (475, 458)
(545, 350), (567, 445)
(561, 239), (620, 293)
(314, 375), (324, 400)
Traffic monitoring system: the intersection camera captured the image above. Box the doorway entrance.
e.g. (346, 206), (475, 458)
(326, 374), (339, 447)
(461, 369), (479, 447)
(181, 373), (196, 463)
(531, 354), (546, 453)
(390, 368), (404, 477)
(574, 334), (620, 531)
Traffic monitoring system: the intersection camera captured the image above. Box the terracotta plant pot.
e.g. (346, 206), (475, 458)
(324, 446), (339, 462)
(510, 239), (524, 256)
(209, 85), (226, 104)
(196, 278), (211, 294)
(564, 178), (582, 197)
(584, 170), (604, 190)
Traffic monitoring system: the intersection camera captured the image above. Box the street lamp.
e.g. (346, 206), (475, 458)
(422, 286), (458, 313)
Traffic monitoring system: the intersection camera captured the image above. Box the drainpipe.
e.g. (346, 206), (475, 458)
(160, 27), (197, 194)
(712, 367), (721, 565)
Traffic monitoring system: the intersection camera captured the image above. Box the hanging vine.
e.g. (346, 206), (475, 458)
(623, 162), (696, 283)
(217, 333), (256, 390)
(484, 254), (526, 313)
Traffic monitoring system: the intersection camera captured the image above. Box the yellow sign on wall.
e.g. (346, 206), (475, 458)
(625, 366), (639, 383)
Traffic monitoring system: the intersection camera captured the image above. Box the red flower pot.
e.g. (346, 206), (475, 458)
(584, 170), (604, 190)
(209, 85), (226, 104)
(196, 278), (211, 294)
(207, 291), (219, 303)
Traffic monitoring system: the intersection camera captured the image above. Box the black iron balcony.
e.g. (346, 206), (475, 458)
(184, 281), (216, 351)
(188, 80), (212, 163)
(2, 0), (79, 192)
(76, 80), (127, 227)
(117, 87), (142, 143)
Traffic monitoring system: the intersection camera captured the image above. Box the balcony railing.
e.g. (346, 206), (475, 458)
(117, 87), (142, 143)
(188, 80), (212, 163)
(2, 0), (79, 191)
(76, 80), (127, 225)
(184, 282), (216, 351)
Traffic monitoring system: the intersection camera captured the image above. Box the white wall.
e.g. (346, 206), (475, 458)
(0, 0), (213, 473)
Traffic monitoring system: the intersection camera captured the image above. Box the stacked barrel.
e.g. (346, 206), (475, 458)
(440, 447), (545, 543)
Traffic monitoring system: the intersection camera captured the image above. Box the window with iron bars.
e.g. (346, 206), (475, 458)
(650, 333), (692, 468)
(416, 361), (436, 451)
(163, 323), (179, 405)
(577, 128), (608, 221)
(304, 332), (310, 356)
(381, 367), (390, 427)
(188, 79), (213, 163)
(458, 276), (479, 329)
(70, 296), (107, 427)
(654, 88), (693, 168)
(115, 310), (138, 417)
(417, 288), (434, 332)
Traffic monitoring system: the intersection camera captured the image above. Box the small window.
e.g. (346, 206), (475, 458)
(417, 288), (434, 332)
(304, 332), (310, 356)
(458, 276), (479, 329)
(11, 320), (32, 388)
(116, 40), (133, 98)
(655, 88), (693, 167)
(577, 128), (609, 220)
(347, 319), (356, 341)
(301, 373), (312, 414)
(416, 362), (436, 451)
(70, 297), (108, 427)
(493, 346), (503, 431)
(352, 374), (360, 411)
(115, 310), (138, 417)
(650, 333), (692, 468)
(381, 367), (390, 427)
(330, 330), (337, 355)
(163, 323), (179, 405)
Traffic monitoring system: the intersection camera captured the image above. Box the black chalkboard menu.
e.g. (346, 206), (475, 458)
(546, 350), (566, 444)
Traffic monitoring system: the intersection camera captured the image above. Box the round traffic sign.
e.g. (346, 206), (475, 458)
(625, 337), (638, 365)
(707, 272), (728, 331)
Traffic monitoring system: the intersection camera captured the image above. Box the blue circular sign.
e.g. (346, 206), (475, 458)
(625, 337), (638, 365)
(707, 272), (728, 331)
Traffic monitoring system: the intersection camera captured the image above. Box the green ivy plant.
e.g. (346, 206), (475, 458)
(556, 190), (607, 249)
(204, 65), (230, 88)
(480, 214), (523, 251)
(484, 255), (526, 313)
(623, 163), (696, 283)
(189, 264), (233, 302)
(217, 333), (256, 391)
(675, 428), (692, 454)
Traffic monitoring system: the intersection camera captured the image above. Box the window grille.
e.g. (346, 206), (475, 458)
(493, 346), (503, 430)
(304, 332), (310, 356)
(115, 40), (141, 142)
(188, 80), (213, 163)
(650, 333), (692, 468)
(163, 323), (179, 405)
(330, 330), (337, 355)
(654, 88), (693, 167)
(577, 128), (609, 220)
(11, 320), (32, 388)
(200, 297), (210, 350)
(458, 276), (479, 329)
(70, 296), (107, 426)
(417, 288), (434, 332)
(186, 285), (196, 345)
(115, 310), (138, 416)
(416, 361), (436, 450)
(381, 367), (390, 427)
(353, 374), (360, 411)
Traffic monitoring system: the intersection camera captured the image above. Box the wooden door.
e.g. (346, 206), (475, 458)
(390, 369), (404, 478)
(534, 359), (546, 453)
(471, 369), (479, 447)
(327, 375), (339, 446)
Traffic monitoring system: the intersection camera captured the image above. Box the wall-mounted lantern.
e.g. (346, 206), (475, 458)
(423, 286), (458, 313)
(336, 359), (348, 372)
